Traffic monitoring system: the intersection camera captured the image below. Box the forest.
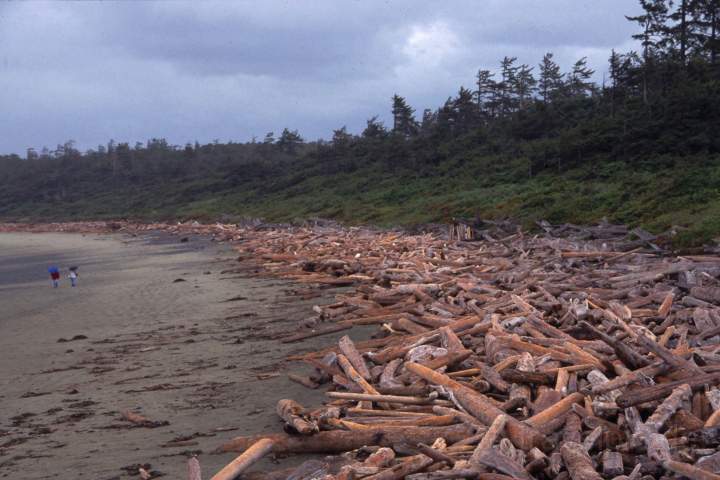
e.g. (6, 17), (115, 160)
(1, 0), (720, 245)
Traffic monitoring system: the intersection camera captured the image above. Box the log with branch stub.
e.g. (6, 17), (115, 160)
(560, 441), (603, 480)
(276, 399), (318, 435)
(616, 372), (720, 408)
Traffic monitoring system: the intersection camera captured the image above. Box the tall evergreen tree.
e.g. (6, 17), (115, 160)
(391, 94), (418, 137)
(608, 50), (624, 116)
(626, 0), (670, 57)
(626, 0), (670, 103)
(568, 57), (595, 96)
(499, 56), (520, 115)
(514, 64), (537, 110)
(476, 69), (496, 116)
(695, 0), (720, 62)
(538, 53), (563, 103)
(419, 108), (436, 136)
(667, 0), (704, 63)
(672, 0), (689, 61)
(436, 97), (456, 137)
(453, 86), (478, 132)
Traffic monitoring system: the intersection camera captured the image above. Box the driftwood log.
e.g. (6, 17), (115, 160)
(217, 424), (475, 454)
(560, 442), (603, 480)
(210, 438), (274, 480)
(276, 399), (318, 434)
(188, 457), (202, 480)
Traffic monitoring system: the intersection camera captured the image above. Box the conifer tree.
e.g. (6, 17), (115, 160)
(391, 94), (418, 137)
(362, 116), (388, 139)
(476, 69), (497, 117)
(568, 57), (595, 96)
(608, 50), (623, 116)
(674, 0), (690, 62)
(694, 0), (720, 62)
(626, 0), (670, 58)
(419, 108), (436, 135)
(667, 0), (704, 63)
(277, 128), (304, 153)
(331, 126), (353, 148)
(436, 97), (456, 137)
(514, 65), (537, 110)
(626, 0), (670, 103)
(499, 56), (520, 115)
(538, 53), (563, 103)
(453, 86), (477, 132)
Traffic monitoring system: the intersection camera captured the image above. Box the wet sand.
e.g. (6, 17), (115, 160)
(0, 232), (353, 479)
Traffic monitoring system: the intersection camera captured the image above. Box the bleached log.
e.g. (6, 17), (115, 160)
(210, 438), (274, 480)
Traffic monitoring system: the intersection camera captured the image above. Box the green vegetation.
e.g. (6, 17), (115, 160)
(1, 1), (719, 246)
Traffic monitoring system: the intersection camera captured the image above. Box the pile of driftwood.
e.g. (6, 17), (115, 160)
(4, 220), (720, 480)
(202, 221), (720, 480)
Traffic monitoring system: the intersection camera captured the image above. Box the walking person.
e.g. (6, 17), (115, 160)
(69, 266), (79, 287)
(48, 266), (60, 288)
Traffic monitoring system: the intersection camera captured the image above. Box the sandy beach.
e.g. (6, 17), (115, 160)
(0, 232), (350, 479)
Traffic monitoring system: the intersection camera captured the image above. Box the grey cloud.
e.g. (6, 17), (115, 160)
(0, 1), (643, 154)
(88, 1), (412, 79)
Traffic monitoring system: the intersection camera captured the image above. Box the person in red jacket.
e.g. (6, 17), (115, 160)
(49, 269), (60, 288)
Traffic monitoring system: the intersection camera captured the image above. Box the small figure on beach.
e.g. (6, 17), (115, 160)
(48, 266), (60, 288)
(69, 266), (79, 287)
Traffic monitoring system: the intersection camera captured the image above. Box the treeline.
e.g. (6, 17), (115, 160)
(323, 0), (720, 173)
(1, 0), (719, 226)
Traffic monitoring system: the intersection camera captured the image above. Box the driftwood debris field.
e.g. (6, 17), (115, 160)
(4, 220), (720, 480)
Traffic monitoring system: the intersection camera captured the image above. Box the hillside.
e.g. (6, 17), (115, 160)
(2, 142), (719, 247)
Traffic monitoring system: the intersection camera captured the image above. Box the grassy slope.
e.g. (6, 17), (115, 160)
(5, 155), (720, 247)
(179, 156), (720, 246)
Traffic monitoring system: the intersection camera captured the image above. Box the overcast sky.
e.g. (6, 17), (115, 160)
(0, 1), (642, 155)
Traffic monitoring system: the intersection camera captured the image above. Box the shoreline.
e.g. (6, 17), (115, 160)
(0, 231), (369, 479)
